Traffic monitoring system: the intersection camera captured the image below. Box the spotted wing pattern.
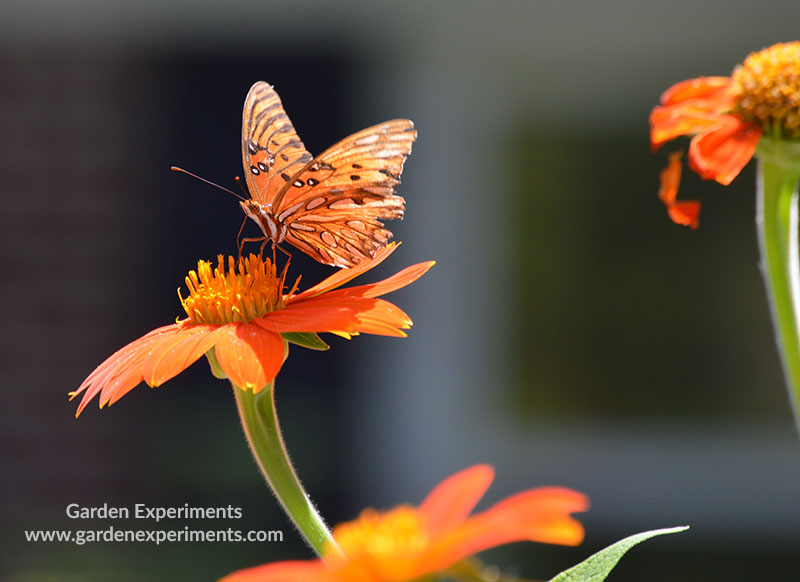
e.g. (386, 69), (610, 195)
(274, 120), (415, 267)
(240, 82), (416, 268)
(241, 82), (313, 206)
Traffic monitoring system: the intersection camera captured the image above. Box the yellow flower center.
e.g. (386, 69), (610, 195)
(732, 41), (800, 136)
(329, 506), (429, 560)
(179, 254), (295, 325)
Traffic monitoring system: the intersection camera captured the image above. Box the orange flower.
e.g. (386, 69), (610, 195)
(650, 42), (800, 226)
(70, 244), (433, 416)
(221, 465), (589, 582)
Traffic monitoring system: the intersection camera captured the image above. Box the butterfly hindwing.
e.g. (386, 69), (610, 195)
(282, 196), (402, 267)
(241, 82), (313, 206)
(274, 120), (416, 267)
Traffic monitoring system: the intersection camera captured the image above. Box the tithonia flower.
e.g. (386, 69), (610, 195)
(71, 243), (433, 416)
(221, 465), (589, 582)
(650, 41), (800, 226)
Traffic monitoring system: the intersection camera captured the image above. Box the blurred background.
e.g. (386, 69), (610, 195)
(3, 0), (800, 580)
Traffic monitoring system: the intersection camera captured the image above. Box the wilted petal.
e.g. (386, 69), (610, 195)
(658, 151), (683, 205)
(666, 201), (701, 230)
(657, 151), (701, 229)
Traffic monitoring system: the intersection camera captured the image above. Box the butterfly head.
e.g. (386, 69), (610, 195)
(240, 200), (285, 243)
(241, 199), (268, 216)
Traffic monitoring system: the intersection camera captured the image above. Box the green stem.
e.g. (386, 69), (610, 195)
(234, 384), (340, 556)
(206, 348), (339, 556)
(756, 155), (800, 427)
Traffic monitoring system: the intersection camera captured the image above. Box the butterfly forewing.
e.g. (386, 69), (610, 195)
(240, 82), (416, 268)
(241, 82), (313, 206)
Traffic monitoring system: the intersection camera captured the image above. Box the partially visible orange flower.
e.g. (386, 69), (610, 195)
(658, 151), (700, 229)
(71, 244), (433, 416)
(650, 42), (800, 226)
(221, 465), (589, 582)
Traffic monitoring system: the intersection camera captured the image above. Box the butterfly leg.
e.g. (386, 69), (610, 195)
(239, 236), (268, 257)
(275, 242), (292, 261)
(236, 215), (249, 258)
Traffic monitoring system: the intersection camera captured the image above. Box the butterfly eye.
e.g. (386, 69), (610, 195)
(241, 200), (259, 214)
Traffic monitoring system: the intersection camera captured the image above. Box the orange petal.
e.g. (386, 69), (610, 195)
(220, 560), (331, 582)
(688, 117), (761, 185)
(657, 152), (701, 229)
(292, 243), (399, 300)
(256, 305), (359, 334)
(658, 151), (683, 205)
(141, 325), (221, 387)
(659, 76), (732, 106)
(71, 324), (181, 416)
(475, 486), (590, 545)
(650, 104), (732, 150)
(419, 465), (494, 537)
(286, 295), (413, 336)
(213, 324), (286, 392)
(326, 261), (436, 300)
(421, 487), (589, 572)
(667, 201), (701, 230)
(351, 298), (413, 337)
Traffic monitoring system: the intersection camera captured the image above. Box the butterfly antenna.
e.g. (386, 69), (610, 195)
(234, 176), (249, 197)
(171, 166), (246, 201)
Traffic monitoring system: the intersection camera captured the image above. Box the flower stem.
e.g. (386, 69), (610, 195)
(230, 377), (340, 557)
(756, 155), (800, 428)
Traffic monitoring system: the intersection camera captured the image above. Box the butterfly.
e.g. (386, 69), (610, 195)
(239, 81), (416, 268)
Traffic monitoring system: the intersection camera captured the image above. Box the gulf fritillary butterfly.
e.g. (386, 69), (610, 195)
(240, 81), (416, 268)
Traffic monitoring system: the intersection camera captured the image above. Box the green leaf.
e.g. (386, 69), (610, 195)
(282, 332), (330, 351)
(548, 526), (689, 582)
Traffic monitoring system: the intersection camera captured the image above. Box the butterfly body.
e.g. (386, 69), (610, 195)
(240, 200), (287, 244)
(240, 81), (416, 268)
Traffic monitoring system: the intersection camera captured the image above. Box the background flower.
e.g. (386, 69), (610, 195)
(650, 42), (800, 226)
(222, 465), (588, 582)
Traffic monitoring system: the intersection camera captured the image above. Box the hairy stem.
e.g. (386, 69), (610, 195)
(756, 156), (800, 429)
